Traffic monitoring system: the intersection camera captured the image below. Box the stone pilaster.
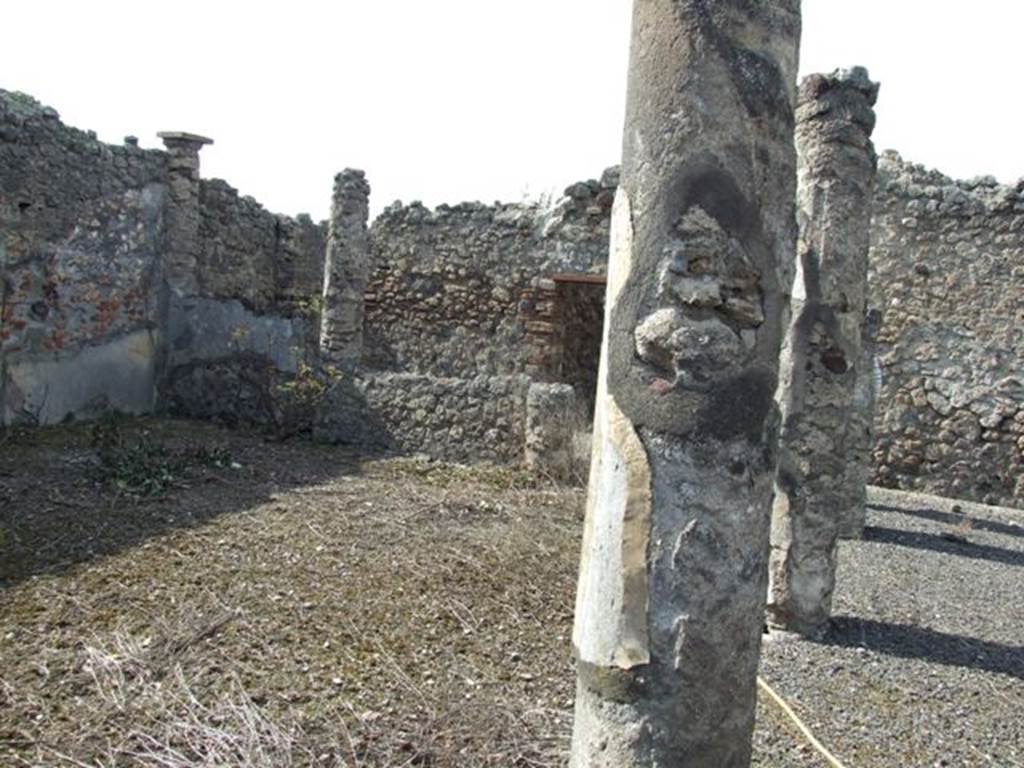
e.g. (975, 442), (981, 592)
(157, 132), (212, 296)
(766, 68), (879, 636)
(319, 169), (370, 371)
(524, 382), (579, 482)
(569, 2), (801, 765)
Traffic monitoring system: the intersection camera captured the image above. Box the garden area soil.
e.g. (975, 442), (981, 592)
(1, 419), (1022, 766)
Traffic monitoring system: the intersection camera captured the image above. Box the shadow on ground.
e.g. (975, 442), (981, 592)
(0, 418), (375, 589)
(862, 526), (1024, 567)
(821, 616), (1024, 681)
(870, 502), (1024, 539)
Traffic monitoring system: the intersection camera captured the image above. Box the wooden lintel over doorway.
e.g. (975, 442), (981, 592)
(550, 273), (607, 286)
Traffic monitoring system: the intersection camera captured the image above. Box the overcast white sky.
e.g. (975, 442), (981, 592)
(2, 1), (1021, 220)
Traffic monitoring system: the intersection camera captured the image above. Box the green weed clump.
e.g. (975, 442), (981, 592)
(89, 418), (235, 497)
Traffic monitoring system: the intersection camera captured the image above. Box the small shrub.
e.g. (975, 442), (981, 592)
(269, 362), (341, 439)
(90, 431), (182, 497)
(191, 445), (234, 469)
(89, 418), (235, 498)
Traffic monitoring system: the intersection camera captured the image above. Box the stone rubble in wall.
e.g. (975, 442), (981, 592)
(353, 174), (618, 463)
(4, 89), (1022, 493)
(0, 90), (168, 362)
(876, 150), (1024, 215)
(363, 176), (614, 379)
(869, 152), (1024, 506)
(198, 177), (327, 315)
(0, 89), (328, 426)
(316, 372), (531, 463)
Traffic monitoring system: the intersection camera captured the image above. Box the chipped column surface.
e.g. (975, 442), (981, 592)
(320, 169), (371, 370)
(570, 2), (801, 767)
(767, 68), (879, 636)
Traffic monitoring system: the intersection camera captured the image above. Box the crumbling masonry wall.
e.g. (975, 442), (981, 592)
(364, 175), (615, 377)
(4, 89), (1024, 498)
(0, 91), (169, 424)
(868, 153), (1024, 506)
(0, 90), (326, 427)
(335, 178), (615, 462)
(362, 156), (1024, 501)
(160, 177), (327, 427)
(318, 373), (530, 463)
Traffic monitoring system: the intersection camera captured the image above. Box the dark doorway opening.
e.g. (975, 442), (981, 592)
(552, 273), (606, 416)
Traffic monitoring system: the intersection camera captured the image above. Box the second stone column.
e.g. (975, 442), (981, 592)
(767, 68), (879, 637)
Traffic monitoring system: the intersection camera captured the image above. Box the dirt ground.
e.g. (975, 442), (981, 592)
(1, 419), (1022, 767)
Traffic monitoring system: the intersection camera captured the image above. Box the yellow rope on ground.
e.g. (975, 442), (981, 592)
(758, 675), (849, 768)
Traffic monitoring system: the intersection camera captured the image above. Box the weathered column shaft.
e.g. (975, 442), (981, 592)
(319, 169), (370, 370)
(766, 68), (879, 636)
(158, 132), (213, 296)
(570, 2), (801, 766)
(839, 305), (883, 538)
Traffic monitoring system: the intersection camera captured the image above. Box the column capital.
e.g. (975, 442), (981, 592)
(158, 131), (214, 154)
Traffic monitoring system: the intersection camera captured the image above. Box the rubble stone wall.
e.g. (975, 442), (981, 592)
(0, 90), (169, 424)
(868, 152), (1024, 506)
(196, 179), (326, 313)
(0, 90), (326, 427)
(364, 173), (616, 378)
(353, 177), (616, 463)
(162, 179), (327, 428)
(317, 372), (531, 463)
(6, 90), (1024, 495)
(365, 156), (1024, 496)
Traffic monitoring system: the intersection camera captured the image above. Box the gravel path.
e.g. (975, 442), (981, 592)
(1, 421), (1021, 766)
(753, 488), (1024, 767)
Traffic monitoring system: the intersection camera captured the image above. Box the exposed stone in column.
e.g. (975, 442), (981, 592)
(319, 169), (370, 370)
(157, 132), (213, 296)
(570, 2), (801, 766)
(766, 68), (879, 636)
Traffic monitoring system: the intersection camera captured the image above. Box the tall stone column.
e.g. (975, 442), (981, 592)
(319, 169), (370, 371)
(570, 3), (801, 766)
(157, 132), (213, 296)
(766, 68), (879, 636)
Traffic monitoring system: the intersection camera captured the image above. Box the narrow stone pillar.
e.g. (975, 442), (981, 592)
(766, 68), (879, 636)
(319, 169), (370, 370)
(524, 382), (579, 482)
(157, 131), (213, 295)
(570, 3), (801, 766)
